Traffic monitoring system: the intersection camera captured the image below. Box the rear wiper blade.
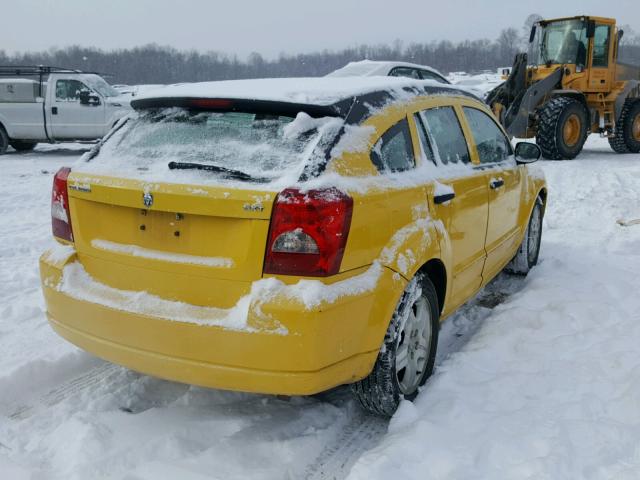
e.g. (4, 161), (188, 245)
(167, 161), (269, 182)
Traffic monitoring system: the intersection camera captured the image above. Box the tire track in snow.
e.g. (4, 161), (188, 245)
(302, 272), (527, 479)
(5, 362), (121, 421)
(303, 406), (388, 480)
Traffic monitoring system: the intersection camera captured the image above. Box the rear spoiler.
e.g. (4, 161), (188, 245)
(130, 96), (349, 119)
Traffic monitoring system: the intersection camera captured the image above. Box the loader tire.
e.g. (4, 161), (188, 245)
(0, 126), (8, 155)
(609, 99), (640, 154)
(536, 97), (588, 160)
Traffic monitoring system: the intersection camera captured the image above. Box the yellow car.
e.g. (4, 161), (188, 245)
(40, 77), (547, 416)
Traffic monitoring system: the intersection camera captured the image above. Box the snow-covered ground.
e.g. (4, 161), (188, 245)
(0, 135), (639, 479)
(448, 72), (503, 98)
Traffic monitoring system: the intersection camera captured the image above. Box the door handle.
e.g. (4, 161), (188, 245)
(51, 106), (58, 115)
(434, 192), (455, 204)
(490, 178), (504, 189)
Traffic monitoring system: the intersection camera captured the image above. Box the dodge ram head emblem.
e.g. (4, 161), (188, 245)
(143, 192), (154, 207)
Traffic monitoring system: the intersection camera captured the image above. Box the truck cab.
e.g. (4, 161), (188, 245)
(0, 66), (132, 153)
(47, 73), (130, 139)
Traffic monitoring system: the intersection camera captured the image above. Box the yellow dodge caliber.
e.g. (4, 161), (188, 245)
(40, 77), (547, 416)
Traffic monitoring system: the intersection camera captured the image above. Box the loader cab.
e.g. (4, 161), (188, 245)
(528, 16), (617, 93)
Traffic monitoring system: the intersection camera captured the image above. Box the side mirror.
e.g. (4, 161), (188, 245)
(529, 25), (536, 43)
(79, 90), (101, 106)
(515, 142), (541, 164)
(586, 20), (596, 39)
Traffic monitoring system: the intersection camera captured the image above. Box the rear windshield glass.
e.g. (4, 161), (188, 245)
(80, 108), (340, 185)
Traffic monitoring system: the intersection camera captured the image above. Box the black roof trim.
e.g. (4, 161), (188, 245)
(130, 84), (479, 121)
(130, 97), (350, 119)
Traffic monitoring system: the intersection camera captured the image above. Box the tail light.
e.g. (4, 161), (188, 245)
(264, 188), (353, 277)
(51, 167), (74, 242)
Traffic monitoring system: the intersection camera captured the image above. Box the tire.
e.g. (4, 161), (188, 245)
(536, 97), (588, 160)
(609, 99), (640, 154)
(506, 198), (544, 275)
(9, 140), (37, 152)
(352, 274), (439, 417)
(0, 126), (8, 155)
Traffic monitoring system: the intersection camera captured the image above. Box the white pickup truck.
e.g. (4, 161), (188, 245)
(0, 67), (132, 154)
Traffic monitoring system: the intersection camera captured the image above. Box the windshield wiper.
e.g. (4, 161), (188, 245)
(167, 161), (269, 182)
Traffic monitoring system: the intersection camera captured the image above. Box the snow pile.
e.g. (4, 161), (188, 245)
(330, 124), (376, 158)
(448, 72), (503, 98)
(55, 261), (286, 333)
(326, 60), (447, 80)
(74, 109), (347, 191)
(253, 262), (385, 310)
(91, 239), (234, 268)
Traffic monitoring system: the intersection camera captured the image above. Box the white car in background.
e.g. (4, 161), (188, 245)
(326, 60), (450, 84)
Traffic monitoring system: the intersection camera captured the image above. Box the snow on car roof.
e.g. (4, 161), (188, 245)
(326, 60), (446, 78)
(132, 76), (453, 108)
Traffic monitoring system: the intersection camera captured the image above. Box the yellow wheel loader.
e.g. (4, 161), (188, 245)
(487, 16), (640, 159)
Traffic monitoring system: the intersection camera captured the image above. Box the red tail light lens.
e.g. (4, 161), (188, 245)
(264, 188), (353, 277)
(51, 167), (74, 242)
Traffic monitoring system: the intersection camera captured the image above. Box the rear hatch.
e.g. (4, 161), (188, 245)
(66, 101), (342, 308)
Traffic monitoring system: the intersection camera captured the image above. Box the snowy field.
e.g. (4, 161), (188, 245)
(0, 134), (639, 479)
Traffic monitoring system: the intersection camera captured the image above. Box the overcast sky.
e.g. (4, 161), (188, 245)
(3, 0), (640, 58)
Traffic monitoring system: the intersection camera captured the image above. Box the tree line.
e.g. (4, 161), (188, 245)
(1, 18), (638, 85)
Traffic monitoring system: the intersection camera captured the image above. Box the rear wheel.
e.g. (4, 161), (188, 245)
(352, 274), (439, 417)
(536, 97), (588, 160)
(609, 99), (640, 154)
(0, 127), (8, 155)
(506, 198), (543, 275)
(9, 140), (37, 152)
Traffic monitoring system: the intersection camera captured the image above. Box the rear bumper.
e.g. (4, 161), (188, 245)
(40, 248), (404, 395)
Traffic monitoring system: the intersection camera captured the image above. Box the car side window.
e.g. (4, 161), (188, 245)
(370, 118), (416, 173)
(419, 107), (470, 164)
(413, 113), (436, 165)
(463, 107), (512, 164)
(389, 67), (421, 79)
(56, 79), (89, 101)
(420, 70), (448, 84)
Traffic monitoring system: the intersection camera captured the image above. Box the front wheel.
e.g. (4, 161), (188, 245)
(352, 274), (439, 417)
(9, 140), (37, 152)
(506, 198), (544, 275)
(536, 97), (588, 160)
(0, 127), (8, 155)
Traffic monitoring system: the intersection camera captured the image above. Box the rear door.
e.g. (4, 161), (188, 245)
(417, 106), (489, 310)
(461, 106), (522, 279)
(49, 76), (105, 139)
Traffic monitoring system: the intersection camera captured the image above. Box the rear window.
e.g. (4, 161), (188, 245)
(82, 108), (340, 184)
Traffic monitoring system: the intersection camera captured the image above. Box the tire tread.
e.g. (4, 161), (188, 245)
(536, 97), (588, 160)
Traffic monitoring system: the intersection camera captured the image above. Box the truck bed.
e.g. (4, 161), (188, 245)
(0, 102), (47, 140)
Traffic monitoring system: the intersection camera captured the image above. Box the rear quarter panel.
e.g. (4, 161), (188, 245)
(326, 98), (452, 333)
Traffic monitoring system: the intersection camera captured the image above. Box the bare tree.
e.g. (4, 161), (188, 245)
(1, 21), (638, 84)
(497, 28), (521, 66)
